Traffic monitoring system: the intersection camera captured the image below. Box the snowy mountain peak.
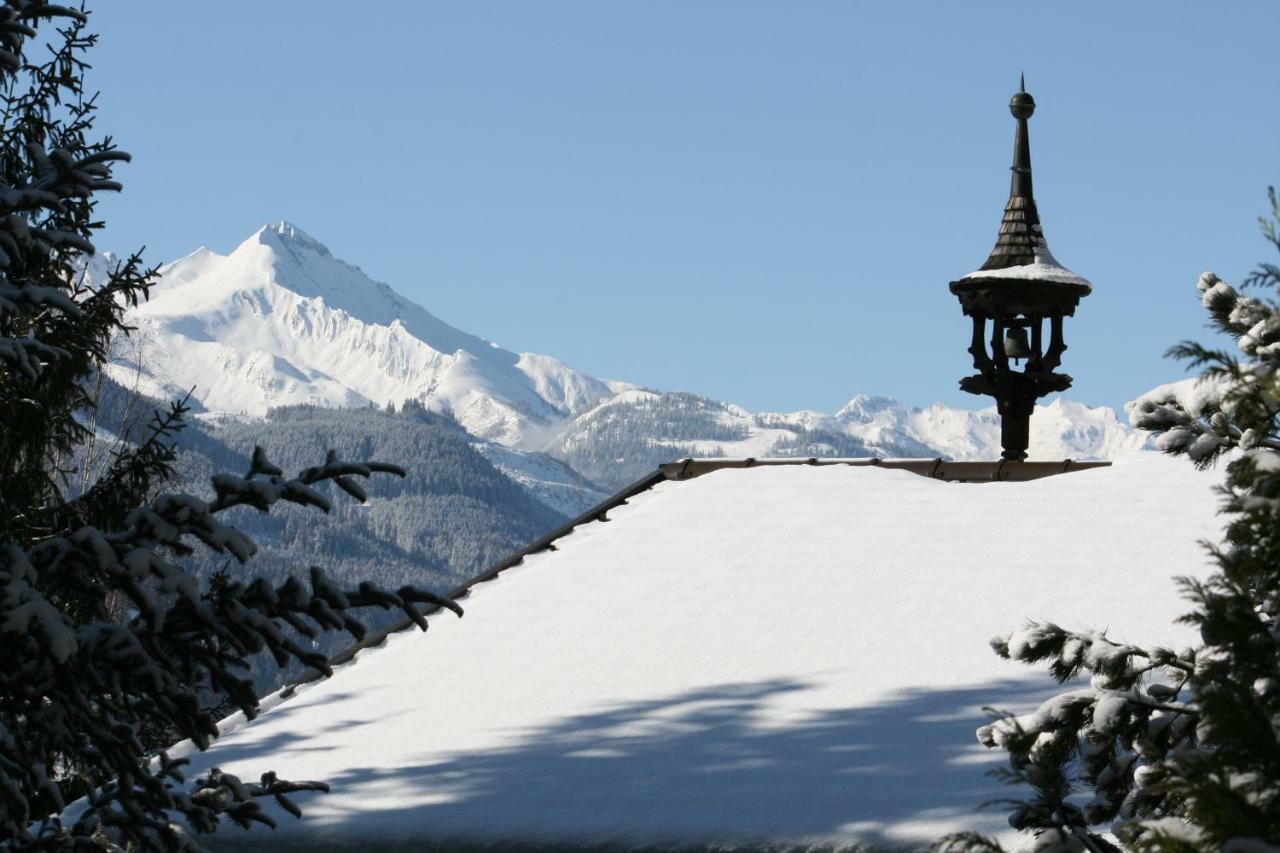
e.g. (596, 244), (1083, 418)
(1040, 396), (1118, 422)
(836, 394), (903, 421)
(110, 223), (622, 442)
(252, 220), (332, 258)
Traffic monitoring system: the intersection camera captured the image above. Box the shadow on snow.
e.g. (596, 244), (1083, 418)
(203, 676), (1053, 852)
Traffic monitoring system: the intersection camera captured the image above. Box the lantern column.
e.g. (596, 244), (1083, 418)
(948, 79), (1093, 461)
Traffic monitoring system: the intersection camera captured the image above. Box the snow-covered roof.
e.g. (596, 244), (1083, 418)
(180, 454), (1221, 850)
(961, 243), (1093, 290)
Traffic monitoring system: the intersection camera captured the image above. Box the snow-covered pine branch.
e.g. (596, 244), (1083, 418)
(1127, 265), (1280, 469)
(0, 5), (462, 850)
(3, 446), (462, 850)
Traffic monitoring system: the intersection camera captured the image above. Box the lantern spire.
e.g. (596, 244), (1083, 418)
(948, 83), (1094, 462)
(979, 76), (1043, 272)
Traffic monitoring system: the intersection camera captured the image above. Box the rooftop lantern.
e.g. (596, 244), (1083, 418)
(949, 78), (1092, 461)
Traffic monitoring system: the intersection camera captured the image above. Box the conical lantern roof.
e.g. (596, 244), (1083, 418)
(952, 78), (1091, 296)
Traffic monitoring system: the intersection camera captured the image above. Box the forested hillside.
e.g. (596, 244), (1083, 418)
(86, 378), (570, 691)
(548, 389), (914, 489)
(176, 404), (566, 592)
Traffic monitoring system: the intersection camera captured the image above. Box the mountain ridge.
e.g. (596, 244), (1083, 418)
(111, 221), (623, 444)
(109, 221), (1151, 501)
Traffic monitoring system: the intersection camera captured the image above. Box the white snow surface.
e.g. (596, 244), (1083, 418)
(178, 452), (1221, 849)
(961, 244), (1093, 290)
(110, 222), (621, 444)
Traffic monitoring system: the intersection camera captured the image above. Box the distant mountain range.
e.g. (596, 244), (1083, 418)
(106, 221), (1150, 505)
(548, 389), (1144, 490)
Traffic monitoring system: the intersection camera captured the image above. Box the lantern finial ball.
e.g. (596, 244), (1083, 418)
(1010, 74), (1035, 120)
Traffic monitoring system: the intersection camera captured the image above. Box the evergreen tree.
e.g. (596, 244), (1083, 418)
(940, 192), (1280, 852)
(0, 3), (459, 848)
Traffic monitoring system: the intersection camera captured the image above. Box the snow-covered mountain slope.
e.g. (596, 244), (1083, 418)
(834, 393), (1149, 462)
(472, 442), (610, 517)
(110, 222), (624, 444)
(547, 389), (1149, 490)
(547, 390), (888, 489)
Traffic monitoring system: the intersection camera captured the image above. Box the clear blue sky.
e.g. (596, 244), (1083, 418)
(88, 2), (1277, 415)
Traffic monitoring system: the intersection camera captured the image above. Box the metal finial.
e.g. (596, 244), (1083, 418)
(1010, 78), (1035, 120)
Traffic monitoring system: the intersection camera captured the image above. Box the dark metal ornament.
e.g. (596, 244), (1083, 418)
(948, 79), (1092, 461)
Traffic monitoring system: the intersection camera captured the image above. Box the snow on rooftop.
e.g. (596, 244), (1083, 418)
(962, 244), (1092, 290)
(182, 453), (1220, 850)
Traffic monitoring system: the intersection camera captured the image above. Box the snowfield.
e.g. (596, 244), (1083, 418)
(177, 452), (1222, 850)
